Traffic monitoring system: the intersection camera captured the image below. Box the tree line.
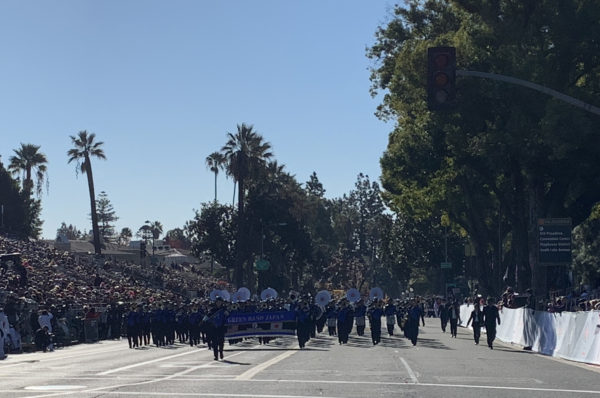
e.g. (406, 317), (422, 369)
(367, 0), (600, 294)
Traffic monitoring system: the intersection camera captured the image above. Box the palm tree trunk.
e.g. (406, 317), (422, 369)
(234, 176), (246, 287)
(85, 156), (102, 255)
(232, 181), (236, 207)
(214, 171), (218, 202)
(24, 167), (33, 196)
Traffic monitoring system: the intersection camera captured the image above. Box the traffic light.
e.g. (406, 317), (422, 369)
(427, 46), (456, 110)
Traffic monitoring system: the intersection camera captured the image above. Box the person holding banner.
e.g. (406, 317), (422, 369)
(206, 297), (229, 360)
(295, 300), (312, 349)
(482, 297), (501, 349)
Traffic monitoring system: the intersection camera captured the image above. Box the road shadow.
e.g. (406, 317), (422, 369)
(221, 359), (252, 365)
(414, 336), (453, 349)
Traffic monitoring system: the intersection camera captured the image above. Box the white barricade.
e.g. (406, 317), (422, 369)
(460, 304), (600, 366)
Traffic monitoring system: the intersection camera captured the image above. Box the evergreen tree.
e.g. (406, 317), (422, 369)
(96, 191), (119, 242)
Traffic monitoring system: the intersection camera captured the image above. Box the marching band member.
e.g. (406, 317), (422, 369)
(353, 298), (367, 336)
(126, 304), (140, 349)
(295, 299), (312, 349)
(325, 302), (337, 336)
(384, 299), (397, 336)
(367, 299), (383, 345)
(405, 299), (425, 346)
(206, 297), (229, 360)
(336, 298), (353, 345)
(309, 299), (321, 338)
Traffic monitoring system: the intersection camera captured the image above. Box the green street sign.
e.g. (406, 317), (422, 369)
(254, 258), (270, 271)
(441, 262), (452, 269)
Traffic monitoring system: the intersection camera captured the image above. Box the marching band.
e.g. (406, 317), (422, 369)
(121, 286), (431, 359)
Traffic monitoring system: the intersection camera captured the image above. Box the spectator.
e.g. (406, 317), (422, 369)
(93, 273), (103, 287)
(34, 325), (51, 352)
(38, 308), (54, 351)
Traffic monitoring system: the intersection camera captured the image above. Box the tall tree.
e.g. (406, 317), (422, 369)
(118, 227), (132, 246)
(368, 0), (600, 295)
(137, 220), (163, 255)
(0, 160), (30, 237)
(165, 228), (191, 250)
(148, 220), (163, 241)
(56, 222), (82, 240)
(96, 191), (119, 242)
(67, 131), (106, 255)
(186, 203), (237, 278)
(8, 143), (48, 196)
(205, 152), (225, 202)
(221, 123), (273, 286)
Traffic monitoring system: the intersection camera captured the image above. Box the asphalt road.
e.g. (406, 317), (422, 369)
(1, 322), (599, 398)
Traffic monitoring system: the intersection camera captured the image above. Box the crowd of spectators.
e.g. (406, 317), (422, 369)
(498, 286), (600, 312)
(0, 234), (229, 351)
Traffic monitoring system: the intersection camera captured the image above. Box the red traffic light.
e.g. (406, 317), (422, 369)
(427, 47), (456, 110)
(434, 54), (449, 69)
(434, 71), (449, 86)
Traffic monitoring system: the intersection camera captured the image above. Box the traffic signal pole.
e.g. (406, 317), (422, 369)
(456, 70), (600, 117)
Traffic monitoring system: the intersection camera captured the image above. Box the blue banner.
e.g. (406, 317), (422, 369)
(225, 310), (297, 338)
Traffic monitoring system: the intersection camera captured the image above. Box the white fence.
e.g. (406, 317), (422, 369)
(460, 305), (600, 366)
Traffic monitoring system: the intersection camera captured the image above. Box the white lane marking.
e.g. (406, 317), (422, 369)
(19, 392), (343, 398)
(8, 380), (600, 396)
(0, 347), (125, 368)
(97, 349), (202, 375)
(23, 351), (248, 398)
(400, 357), (418, 384)
(236, 349), (297, 380)
(24, 385), (87, 391)
(230, 378), (600, 395)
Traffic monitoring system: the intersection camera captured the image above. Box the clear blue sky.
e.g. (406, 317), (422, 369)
(0, 0), (396, 240)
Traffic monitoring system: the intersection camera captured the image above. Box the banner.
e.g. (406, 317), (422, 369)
(225, 311), (296, 339)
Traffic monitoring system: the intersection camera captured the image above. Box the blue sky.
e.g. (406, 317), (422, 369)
(0, 0), (396, 240)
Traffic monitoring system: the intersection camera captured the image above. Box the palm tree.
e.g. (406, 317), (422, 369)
(149, 220), (163, 240)
(139, 220), (163, 255)
(67, 131), (106, 255)
(221, 123), (273, 217)
(221, 123), (273, 286)
(205, 152), (225, 202)
(8, 143), (48, 196)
